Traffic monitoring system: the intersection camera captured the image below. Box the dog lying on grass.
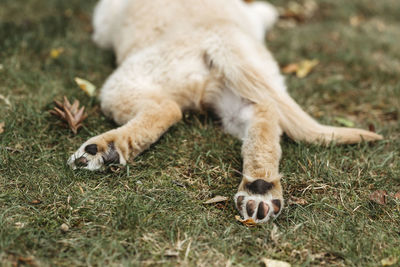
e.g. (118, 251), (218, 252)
(68, 0), (382, 224)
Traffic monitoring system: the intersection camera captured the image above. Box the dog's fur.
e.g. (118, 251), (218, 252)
(68, 0), (382, 223)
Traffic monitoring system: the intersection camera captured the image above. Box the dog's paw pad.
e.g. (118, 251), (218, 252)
(68, 141), (125, 171)
(84, 144), (98, 155)
(234, 179), (283, 224)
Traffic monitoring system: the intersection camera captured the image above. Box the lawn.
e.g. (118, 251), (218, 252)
(0, 0), (399, 266)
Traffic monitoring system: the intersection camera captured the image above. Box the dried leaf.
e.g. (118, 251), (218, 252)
(296, 59), (319, 78)
(50, 47), (64, 59)
(334, 117), (355, 127)
(369, 190), (387, 205)
(235, 215), (257, 227)
(394, 192), (400, 200)
(0, 122), (4, 134)
(282, 63), (299, 74)
(50, 96), (88, 134)
(204, 195), (228, 204)
(282, 59), (319, 78)
(280, 0), (318, 22)
(17, 256), (36, 266)
(30, 199), (42, 205)
(381, 257), (398, 266)
(75, 77), (97, 97)
(262, 258), (291, 267)
(289, 196), (308, 205)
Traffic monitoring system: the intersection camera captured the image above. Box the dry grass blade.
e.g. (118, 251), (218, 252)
(50, 96), (88, 134)
(204, 196), (228, 204)
(262, 258), (291, 267)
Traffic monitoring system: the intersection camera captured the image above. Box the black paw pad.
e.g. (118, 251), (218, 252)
(102, 143), (120, 165)
(246, 200), (257, 217)
(75, 156), (88, 167)
(246, 179), (273, 195)
(84, 144), (98, 155)
(257, 202), (269, 220)
(272, 199), (281, 214)
(236, 196), (245, 210)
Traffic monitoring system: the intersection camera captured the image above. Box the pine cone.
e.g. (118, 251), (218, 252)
(50, 96), (88, 134)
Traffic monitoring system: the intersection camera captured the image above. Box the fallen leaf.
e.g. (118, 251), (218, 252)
(381, 257), (398, 266)
(30, 199), (42, 205)
(282, 59), (319, 78)
(235, 215), (257, 227)
(50, 47), (64, 59)
(0, 122), (4, 134)
(282, 63), (299, 74)
(204, 195), (228, 204)
(262, 258), (291, 267)
(75, 77), (97, 97)
(296, 59), (319, 78)
(0, 64), (3, 70)
(369, 190), (387, 205)
(279, 0), (318, 22)
(394, 192), (400, 200)
(334, 117), (355, 127)
(50, 96), (88, 134)
(289, 196), (308, 205)
(17, 256), (36, 266)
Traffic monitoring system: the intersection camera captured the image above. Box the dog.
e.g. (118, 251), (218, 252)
(68, 0), (382, 224)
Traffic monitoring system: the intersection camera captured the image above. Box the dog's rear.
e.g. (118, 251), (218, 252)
(69, 0), (382, 223)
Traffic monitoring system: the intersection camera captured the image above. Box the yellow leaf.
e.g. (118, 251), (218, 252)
(235, 215), (257, 227)
(334, 117), (355, 127)
(282, 63), (298, 74)
(75, 77), (97, 97)
(50, 48), (64, 59)
(381, 257), (398, 266)
(262, 258), (291, 267)
(296, 59), (319, 78)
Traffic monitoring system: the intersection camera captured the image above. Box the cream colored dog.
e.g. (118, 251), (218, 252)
(68, 0), (382, 223)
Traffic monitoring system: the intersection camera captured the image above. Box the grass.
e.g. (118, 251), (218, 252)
(0, 0), (399, 266)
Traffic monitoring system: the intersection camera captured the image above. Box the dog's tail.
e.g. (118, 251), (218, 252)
(270, 90), (383, 144)
(205, 30), (383, 144)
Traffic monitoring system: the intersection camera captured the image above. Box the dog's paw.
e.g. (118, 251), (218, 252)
(234, 179), (283, 224)
(68, 140), (126, 171)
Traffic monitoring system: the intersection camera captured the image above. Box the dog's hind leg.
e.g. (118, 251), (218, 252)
(212, 88), (283, 223)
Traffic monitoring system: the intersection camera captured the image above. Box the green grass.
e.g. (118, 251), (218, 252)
(0, 0), (399, 266)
